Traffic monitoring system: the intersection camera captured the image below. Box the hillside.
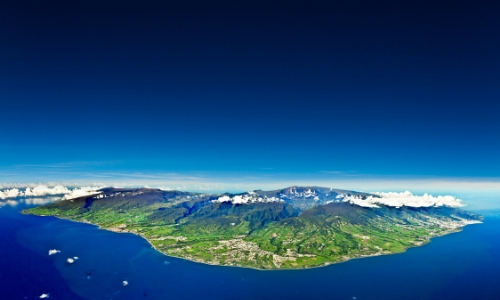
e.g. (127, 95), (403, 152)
(24, 187), (482, 269)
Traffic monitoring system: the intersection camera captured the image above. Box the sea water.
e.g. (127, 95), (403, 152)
(1, 201), (500, 300)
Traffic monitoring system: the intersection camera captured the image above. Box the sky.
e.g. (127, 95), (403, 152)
(1, 1), (499, 208)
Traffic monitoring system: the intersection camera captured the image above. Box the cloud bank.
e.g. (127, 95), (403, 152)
(0, 185), (101, 200)
(25, 185), (70, 197)
(213, 192), (284, 204)
(0, 188), (21, 199)
(341, 191), (464, 208)
(62, 187), (101, 200)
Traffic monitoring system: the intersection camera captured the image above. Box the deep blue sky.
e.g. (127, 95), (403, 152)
(1, 0), (499, 187)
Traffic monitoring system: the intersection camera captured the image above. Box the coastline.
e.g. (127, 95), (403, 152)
(22, 211), (483, 271)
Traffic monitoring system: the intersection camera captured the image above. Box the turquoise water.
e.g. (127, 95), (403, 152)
(2, 201), (500, 299)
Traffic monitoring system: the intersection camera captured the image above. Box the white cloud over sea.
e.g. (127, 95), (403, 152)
(0, 188), (22, 199)
(25, 185), (69, 197)
(0, 185), (101, 200)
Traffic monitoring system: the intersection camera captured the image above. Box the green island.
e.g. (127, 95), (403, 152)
(24, 186), (482, 269)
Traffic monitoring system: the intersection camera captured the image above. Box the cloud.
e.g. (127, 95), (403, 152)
(67, 258), (74, 263)
(0, 185), (70, 199)
(62, 187), (101, 200)
(39, 294), (50, 299)
(213, 193), (284, 204)
(25, 185), (70, 197)
(0, 185), (102, 201)
(48, 249), (60, 255)
(0, 188), (21, 199)
(340, 196), (380, 208)
(341, 191), (464, 208)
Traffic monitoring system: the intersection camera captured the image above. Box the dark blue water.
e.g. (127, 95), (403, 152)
(2, 201), (500, 300)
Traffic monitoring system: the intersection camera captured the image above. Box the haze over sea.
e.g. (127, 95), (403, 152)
(1, 199), (499, 300)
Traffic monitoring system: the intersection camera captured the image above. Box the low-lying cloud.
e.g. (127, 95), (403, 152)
(0, 188), (22, 199)
(342, 191), (464, 208)
(0, 185), (101, 200)
(25, 185), (70, 197)
(213, 193), (284, 204)
(62, 187), (101, 200)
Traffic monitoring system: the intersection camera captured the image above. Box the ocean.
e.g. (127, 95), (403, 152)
(1, 200), (499, 300)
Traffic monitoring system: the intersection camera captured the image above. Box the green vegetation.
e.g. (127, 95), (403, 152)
(24, 187), (482, 269)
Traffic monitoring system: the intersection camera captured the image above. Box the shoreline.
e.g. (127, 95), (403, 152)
(22, 211), (483, 271)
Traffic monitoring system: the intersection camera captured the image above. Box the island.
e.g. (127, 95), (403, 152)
(24, 186), (482, 269)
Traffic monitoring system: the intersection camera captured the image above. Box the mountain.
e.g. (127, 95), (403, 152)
(24, 186), (482, 269)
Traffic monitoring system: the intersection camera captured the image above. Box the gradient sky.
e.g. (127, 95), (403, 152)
(1, 1), (499, 207)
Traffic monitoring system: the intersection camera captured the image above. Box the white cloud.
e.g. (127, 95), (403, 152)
(0, 185), (71, 199)
(122, 280), (129, 286)
(342, 196), (381, 208)
(39, 294), (50, 299)
(341, 191), (464, 208)
(0, 185), (102, 201)
(213, 194), (284, 204)
(48, 249), (60, 255)
(67, 258), (74, 263)
(25, 185), (70, 197)
(0, 188), (21, 199)
(62, 187), (101, 200)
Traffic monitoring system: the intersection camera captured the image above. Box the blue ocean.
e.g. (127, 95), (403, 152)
(1, 200), (499, 300)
